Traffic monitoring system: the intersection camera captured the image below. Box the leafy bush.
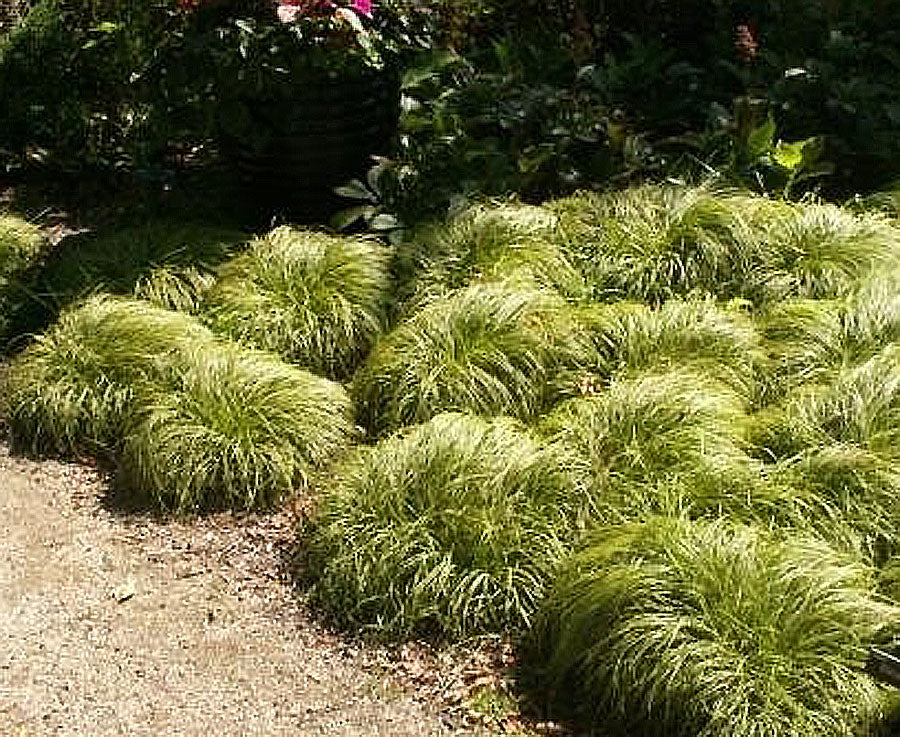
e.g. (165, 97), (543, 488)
(5, 218), (245, 343)
(307, 412), (590, 638)
(2, 294), (214, 455)
(523, 515), (896, 737)
(396, 202), (586, 310)
(203, 226), (390, 379)
(353, 281), (594, 435)
(119, 343), (356, 511)
(0, 0), (181, 170)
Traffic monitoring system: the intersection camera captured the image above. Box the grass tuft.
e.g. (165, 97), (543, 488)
(753, 202), (900, 301)
(396, 203), (586, 310)
(203, 226), (391, 379)
(353, 282), (595, 436)
(548, 185), (764, 303)
(540, 369), (757, 517)
(523, 515), (896, 737)
(306, 412), (591, 638)
(119, 344), (356, 511)
(0, 214), (45, 340)
(2, 295), (215, 455)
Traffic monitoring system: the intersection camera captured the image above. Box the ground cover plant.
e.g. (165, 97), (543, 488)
(306, 412), (591, 638)
(4, 218), (247, 342)
(120, 343), (356, 511)
(523, 516), (898, 737)
(203, 226), (390, 380)
(353, 280), (595, 436)
(0, 213), (45, 341)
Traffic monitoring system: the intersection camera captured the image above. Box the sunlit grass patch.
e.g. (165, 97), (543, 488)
(204, 226), (390, 379)
(548, 185), (763, 303)
(0, 213), (45, 339)
(307, 412), (592, 638)
(119, 343), (356, 511)
(396, 203), (586, 310)
(354, 281), (595, 436)
(2, 295), (214, 455)
(523, 516), (896, 737)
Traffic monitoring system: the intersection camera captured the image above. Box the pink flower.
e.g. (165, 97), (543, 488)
(351, 0), (373, 17)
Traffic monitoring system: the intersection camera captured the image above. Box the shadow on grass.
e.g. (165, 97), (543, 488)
(2, 217), (249, 352)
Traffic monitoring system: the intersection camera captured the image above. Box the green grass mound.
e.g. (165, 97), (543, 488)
(2, 295), (215, 455)
(755, 203), (900, 301)
(204, 226), (390, 379)
(761, 277), (900, 400)
(524, 516), (895, 737)
(0, 214), (45, 339)
(541, 370), (753, 503)
(578, 298), (761, 401)
(773, 444), (900, 560)
(754, 343), (900, 460)
(397, 203), (586, 309)
(119, 344), (356, 511)
(307, 413), (590, 638)
(548, 185), (764, 303)
(353, 282), (594, 436)
(5, 218), (245, 340)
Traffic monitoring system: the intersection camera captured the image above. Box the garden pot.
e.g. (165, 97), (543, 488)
(219, 67), (400, 222)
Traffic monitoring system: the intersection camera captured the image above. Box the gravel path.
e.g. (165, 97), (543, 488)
(0, 443), (486, 736)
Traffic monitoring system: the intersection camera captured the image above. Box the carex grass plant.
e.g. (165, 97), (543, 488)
(761, 276), (900, 402)
(0, 214), (45, 341)
(2, 294), (215, 455)
(751, 202), (900, 302)
(307, 412), (592, 639)
(523, 515), (897, 737)
(119, 343), (356, 511)
(353, 281), (596, 436)
(540, 369), (758, 518)
(547, 184), (763, 304)
(754, 343), (900, 461)
(204, 226), (391, 380)
(5, 218), (246, 340)
(772, 444), (900, 563)
(396, 202), (586, 311)
(576, 297), (762, 402)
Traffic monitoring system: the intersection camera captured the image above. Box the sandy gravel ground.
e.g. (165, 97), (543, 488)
(0, 442), (494, 737)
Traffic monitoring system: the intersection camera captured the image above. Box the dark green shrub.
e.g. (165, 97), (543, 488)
(119, 343), (357, 511)
(524, 515), (895, 737)
(203, 226), (390, 379)
(307, 412), (591, 638)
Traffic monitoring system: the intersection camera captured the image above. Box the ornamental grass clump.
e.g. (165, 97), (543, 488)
(2, 295), (215, 455)
(577, 297), (762, 402)
(756, 344), (900, 460)
(772, 444), (900, 561)
(750, 203), (900, 302)
(119, 343), (356, 511)
(353, 282), (595, 436)
(548, 185), (763, 303)
(0, 214), (44, 339)
(204, 226), (390, 379)
(307, 412), (591, 638)
(540, 370), (757, 517)
(761, 277), (900, 401)
(523, 516), (896, 737)
(397, 203), (585, 310)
